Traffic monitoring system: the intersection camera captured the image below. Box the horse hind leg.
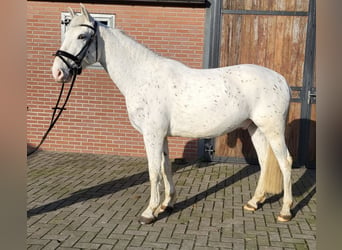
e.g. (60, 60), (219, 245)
(244, 123), (281, 211)
(269, 135), (293, 222)
(256, 122), (293, 222)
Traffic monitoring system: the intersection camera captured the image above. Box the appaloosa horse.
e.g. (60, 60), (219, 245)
(52, 5), (293, 224)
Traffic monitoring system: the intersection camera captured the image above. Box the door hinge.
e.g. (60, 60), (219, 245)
(204, 141), (215, 162)
(308, 89), (316, 104)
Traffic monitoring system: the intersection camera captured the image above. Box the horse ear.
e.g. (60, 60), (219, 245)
(68, 7), (75, 18)
(80, 3), (91, 22)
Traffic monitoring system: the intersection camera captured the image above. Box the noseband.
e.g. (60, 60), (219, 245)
(54, 21), (98, 76)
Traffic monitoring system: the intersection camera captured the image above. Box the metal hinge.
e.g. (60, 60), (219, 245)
(308, 88), (316, 104)
(61, 17), (71, 26)
(203, 141), (215, 162)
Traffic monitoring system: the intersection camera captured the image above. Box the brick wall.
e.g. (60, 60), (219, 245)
(27, 2), (206, 160)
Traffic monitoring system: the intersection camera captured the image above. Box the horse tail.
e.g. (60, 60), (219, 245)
(262, 145), (283, 194)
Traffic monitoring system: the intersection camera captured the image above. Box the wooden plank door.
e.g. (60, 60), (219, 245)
(213, 0), (315, 167)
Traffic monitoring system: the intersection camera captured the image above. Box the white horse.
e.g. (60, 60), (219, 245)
(52, 5), (293, 224)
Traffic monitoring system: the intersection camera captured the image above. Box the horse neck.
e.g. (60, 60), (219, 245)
(97, 26), (159, 96)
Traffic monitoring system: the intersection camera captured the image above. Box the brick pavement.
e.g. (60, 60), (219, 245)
(27, 151), (316, 249)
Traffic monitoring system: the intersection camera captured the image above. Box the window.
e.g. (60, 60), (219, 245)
(61, 12), (115, 69)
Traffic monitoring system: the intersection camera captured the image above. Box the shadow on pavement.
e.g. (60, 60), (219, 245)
(28, 158), (315, 221)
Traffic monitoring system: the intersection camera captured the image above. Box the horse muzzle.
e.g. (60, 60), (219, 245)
(52, 65), (75, 83)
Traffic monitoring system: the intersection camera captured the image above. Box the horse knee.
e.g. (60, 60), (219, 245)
(149, 167), (162, 181)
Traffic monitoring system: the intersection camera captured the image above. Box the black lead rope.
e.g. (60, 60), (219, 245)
(28, 22), (98, 156)
(27, 70), (77, 156)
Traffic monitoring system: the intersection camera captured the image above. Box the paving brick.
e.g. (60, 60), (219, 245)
(127, 235), (144, 247)
(259, 247), (283, 250)
(305, 239), (316, 249)
(181, 239), (195, 249)
(59, 230), (86, 247)
(193, 247), (220, 250)
(158, 236), (183, 245)
(167, 244), (182, 250)
(27, 151), (316, 249)
(208, 240), (233, 248)
(27, 238), (50, 246)
(98, 244), (115, 250)
(108, 233), (133, 241)
(92, 237), (118, 245)
(42, 240), (61, 249)
(73, 242), (101, 249)
(194, 234), (208, 247)
(141, 241), (168, 249)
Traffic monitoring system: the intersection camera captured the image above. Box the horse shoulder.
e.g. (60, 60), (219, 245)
(125, 73), (171, 133)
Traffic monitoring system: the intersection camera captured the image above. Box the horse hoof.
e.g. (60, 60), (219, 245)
(277, 214), (292, 222)
(138, 216), (156, 225)
(243, 203), (257, 212)
(160, 205), (174, 213)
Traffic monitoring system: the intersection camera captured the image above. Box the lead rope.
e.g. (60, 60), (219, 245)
(28, 22), (98, 156)
(27, 69), (77, 156)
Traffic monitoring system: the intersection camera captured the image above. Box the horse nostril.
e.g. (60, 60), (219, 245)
(57, 69), (64, 80)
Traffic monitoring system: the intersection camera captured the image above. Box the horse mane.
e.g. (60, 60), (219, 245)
(112, 28), (160, 61)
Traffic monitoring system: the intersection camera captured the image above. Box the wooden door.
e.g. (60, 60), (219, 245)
(213, 0), (315, 167)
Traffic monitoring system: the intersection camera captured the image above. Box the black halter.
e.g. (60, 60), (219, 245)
(54, 22), (98, 76)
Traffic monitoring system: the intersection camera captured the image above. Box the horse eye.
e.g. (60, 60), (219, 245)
(77, 34), (86, 40)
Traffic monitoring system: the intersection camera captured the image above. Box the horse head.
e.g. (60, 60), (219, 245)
(52, 4), (98, 83)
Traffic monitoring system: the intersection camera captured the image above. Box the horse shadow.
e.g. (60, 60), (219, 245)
(28, 118), (316, 220)
(27, 169), (150, 217)
(27, 154), (257, 218)
(157, 164), (260, 221)
(291, 167), (316, 217)
(258, 167), (316, 218)
(27, 159), (314, 222)
(159, 154), (316, 222)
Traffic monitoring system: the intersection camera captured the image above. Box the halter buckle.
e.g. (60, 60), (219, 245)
(76, 65), (82, 75)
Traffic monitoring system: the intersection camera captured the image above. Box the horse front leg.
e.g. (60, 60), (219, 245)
(160, 138), (176, 213)
(139, 133), (165, 225)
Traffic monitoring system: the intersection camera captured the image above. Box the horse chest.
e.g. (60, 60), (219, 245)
(125, 91), (168, 133)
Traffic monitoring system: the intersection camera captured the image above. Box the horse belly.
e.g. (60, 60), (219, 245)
(169, 100), (249, 138)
